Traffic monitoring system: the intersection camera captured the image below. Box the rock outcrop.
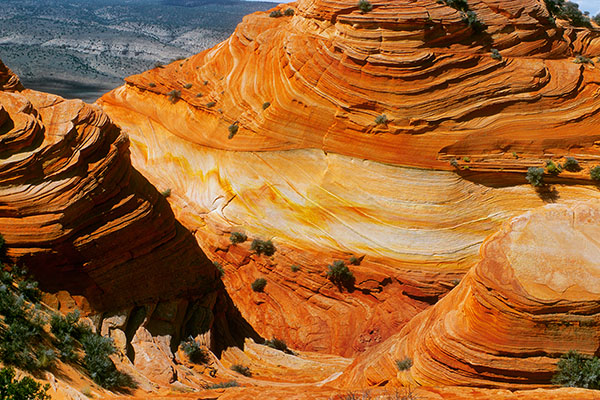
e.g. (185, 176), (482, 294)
(0, 61), (220, 312)
(99, 0), (600, 356)
(338, 201), (600, 389)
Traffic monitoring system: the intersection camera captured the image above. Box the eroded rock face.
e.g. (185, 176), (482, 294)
(338, 201), (600, 389)
(99, 0), (600, 356)
(0, 64), (219, 311)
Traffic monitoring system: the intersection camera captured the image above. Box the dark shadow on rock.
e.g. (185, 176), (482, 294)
(536, 185), (560, 203)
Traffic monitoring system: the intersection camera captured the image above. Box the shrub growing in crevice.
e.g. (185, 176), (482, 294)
(230, 364), (252, 377)
(590, 166), (600, 181)
(358, 0), (373, 13)
(251, 239), (276, 256)
(395, 357), (413, 371)
(269, 10), (283, 18)
(181, 337), (210, 364)
(545, 160), (562, 175)
(562, 157), (581, 172)
(230, 232), (247, 244)
(228, 124), (239, 139)
(526, 167), (544, 186)
(251, 278), (267, 292)
(552, 350), (600, 389)
(167, 89), (181, 104)
(264, 337), (296, 355)
(327, 260), (354, 287)
(284, 8), (295, 16)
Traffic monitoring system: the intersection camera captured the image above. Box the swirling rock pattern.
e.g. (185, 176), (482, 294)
(100, 0), (600, 356)
(0, 70), (219, 311)
(339, 201), (600, 389)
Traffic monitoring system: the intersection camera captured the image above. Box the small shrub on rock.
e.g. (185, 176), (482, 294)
(290, 264), (300, 272)
(213, 261), (225, 276)
(181, 337), (210, 364)
(262, 102), (271, 110)
(228, 124), (239, 139)
(374, 114), (388, 125)
(81, 334), (135, 389)
(206, 101), (216, 108)
(349, 255), (361, 265)
(264, 337), (295, 355)
(251, 278), (267, 292)
(206, 380), (239, 389)
(358, 0), (373, 13)
(183, 83), (192, 89)
(167, 89), (181, 104)
(327, 260), (354, 285)
(395, 357), (413, 371)
(591, 166), (600, 181)
(491, 48), (502, 60)
(284, 8), (295, 16)
(230, 364), (252, 377)
(562, 157), (581, 172)
(526, 167), (544, 186)
(545, 160), (562, 175)
(269, 10), (283, 18)
(230, 232), (247, 244)
(250, 239), (276, 256)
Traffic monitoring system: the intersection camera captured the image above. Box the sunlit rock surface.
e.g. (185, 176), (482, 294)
(338, 201), (600, 389)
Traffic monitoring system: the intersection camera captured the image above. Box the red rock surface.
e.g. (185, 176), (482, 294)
(339, 201), (600, 389)
(99, 0), (600, 357)
(0, 65), (219, 311)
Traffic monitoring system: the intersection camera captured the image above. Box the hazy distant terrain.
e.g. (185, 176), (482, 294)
(0, 0), (273, 102)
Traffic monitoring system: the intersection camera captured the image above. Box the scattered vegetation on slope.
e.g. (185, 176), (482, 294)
(181, 337), (210, 364)
(0, 367), (50, 400)
(526, 167), (544, 186)
(250, 239), (276, 256)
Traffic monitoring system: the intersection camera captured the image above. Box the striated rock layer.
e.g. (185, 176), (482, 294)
(101, 0), (600, 356)
(0, 62), (220, 312)
(338, 201), (600, 389)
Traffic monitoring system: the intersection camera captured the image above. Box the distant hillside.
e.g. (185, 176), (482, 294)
(0, 0), (273, 102)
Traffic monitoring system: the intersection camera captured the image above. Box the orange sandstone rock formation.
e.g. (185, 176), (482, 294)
(0, 61), (219, 312)
(339, 201), (600, 389)
(100, 0), (600, 357)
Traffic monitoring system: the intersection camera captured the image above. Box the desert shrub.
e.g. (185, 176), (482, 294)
(591, 166), (600, 181)
(594, 13), (600, 25)
(450, 158), (459, 168)
(462, 10), (484, 31)
(552, 350), (600, 389)
(251, 278), (267, 292)
(327, 260), (354, 285)
(574, 55), (593, 64)
(0, 367), (50, 400)
(462, 156), (470, 162)
(167, 89), (181, 104)
(357, 0), (373, 13)
(512, 151), (519, 159)
(196, 92), (203, 97)
(0, 318), (45, 370)
(526, 167), (544, 186)
(148, 82), (156, 88)
(228, 124), (239, 139)
(546, 160), (562, 175)
(183, 83), (192, 89)
(160, 188), (171, 198)
(284, 8), (295, 16)
(395, 357), (413, 371)
(206, 101), (216, 108)
(290, 264), (300, 272)
(230, 364), (252, 377)
(545, 0), (591, 27)
(206, 380), (239, 389)
(374, 114), (388, 125)
(230, 232), (247, 244)
(81, 334), (135, 389)
(181, 337), (210, 364)
(264, 337), (295, 355)
(443, 0), (469, 12)
(17, 279), (41, 304)
(213, 261), (225, 276)
(562, 157), (581, 172)
(349, 255), (361, 265)
(491, 48), (502, 60)
(250, 239), (276, 256)
(262, 102), (271, 110)
(51, 310), (90, 361)
(269, 10), (283, 18)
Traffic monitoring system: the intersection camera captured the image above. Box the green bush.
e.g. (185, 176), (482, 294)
(0, 318), (45, 371)
(491, 48), (502, 60)
(183, 83), (192, 89)
(264, 337), (295, 355)
(395, 357), (413, 371)
(213, 261), (225, 276)
(148, 82), (156, 88)
(526, 167), (544, 186)
(290, 265), (300, 272)
(206, 380), (239, 389)
(269, 10), (283, 18)
(230, 232), (247, 244)
(251, 278), (267, 292)
(552, 350), (600, 389)
(230, 364), (252, 377)
(167, 90), (181, 104)
(284, 8), (295, 16)
(546, 160), (562, 175)
(181, 337), (210, 364)
(349, 255), (360, 265)
(443, 0), (469, 12)
(544, 0), (591, 27)
(562, 157), (581, 172)
(0, 367), (50, 400)
(250, 239), (276, 256)
(327, 260), (354, 285)
(81, 334), (135, 389)
(51, 310), (90, 361)
(357, 0), (373, 13)
(374, 114), (388, 125)
(262, 102), (271, 110)
(590, 166), (600, 181)
(574, 55), (593, 64)
(206, 101), (216, 108)
(228, 124), (239, 139)
(594, 13), (600, 25)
